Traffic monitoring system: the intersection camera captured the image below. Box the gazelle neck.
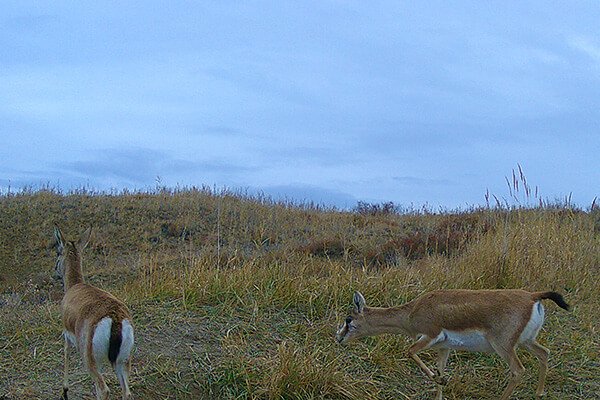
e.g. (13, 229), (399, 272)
(64, 250), (84, 291)
(364, 304), (413, 336)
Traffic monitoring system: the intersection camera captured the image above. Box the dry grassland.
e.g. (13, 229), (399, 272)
(1, 187), (598, 399)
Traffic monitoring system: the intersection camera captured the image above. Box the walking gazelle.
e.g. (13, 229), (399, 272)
(54, 226), (134, 400)
(336, 289), (569, 400)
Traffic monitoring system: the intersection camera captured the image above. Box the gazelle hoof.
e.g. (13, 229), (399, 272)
(433, 373), (448, 386)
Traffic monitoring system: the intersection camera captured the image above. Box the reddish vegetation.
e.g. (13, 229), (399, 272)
(294, 212), (494, 266)
(389, 214), (493, 260)
(296, 238), (352, 258)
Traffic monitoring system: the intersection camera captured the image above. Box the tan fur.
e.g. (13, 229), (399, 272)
(55, 226), (134, 400)
(336, 289), (569, 400)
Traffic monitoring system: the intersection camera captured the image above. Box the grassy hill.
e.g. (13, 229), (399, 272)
(1, 187), (598, 399)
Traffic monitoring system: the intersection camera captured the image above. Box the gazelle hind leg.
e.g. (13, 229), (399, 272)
(489, 340), (525, 400)
(522, 341), (550, 397)
(434, 349), (450, 400)
(115, 359), (132, 399)
(88, 363), (110, 400)
(85, 348), (109, 400)
(90, 367), (110, 400)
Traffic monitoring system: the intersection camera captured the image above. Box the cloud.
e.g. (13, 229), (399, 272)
(48, 147), (260, 190)
(569, 36), (600, 65)
(163, 158), (257, 177)
(257, 184), (357, 209)
(260, 145), (360, 168)
(56, 148), (166, 184)
(392, 176), (453, 186)
(199, 126), (243, 137)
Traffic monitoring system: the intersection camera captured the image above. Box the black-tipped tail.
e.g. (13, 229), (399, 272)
(540, 291), (570, 311)
(108, 320), (123, 365)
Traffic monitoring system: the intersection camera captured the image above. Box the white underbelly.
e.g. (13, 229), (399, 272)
(431, 329), (494, 352)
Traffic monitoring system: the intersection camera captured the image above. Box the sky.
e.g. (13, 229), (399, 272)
(1, 1), (599, 210)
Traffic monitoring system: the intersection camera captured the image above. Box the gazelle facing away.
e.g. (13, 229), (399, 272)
(54, 226), (134, 400)
(336, 289), (569, 400)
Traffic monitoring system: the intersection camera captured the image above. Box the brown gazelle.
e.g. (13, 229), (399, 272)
(336, 289), (569, 400)
(54, 226), (134, 400)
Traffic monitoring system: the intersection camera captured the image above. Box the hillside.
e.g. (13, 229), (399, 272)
(1, 188), (598, 399)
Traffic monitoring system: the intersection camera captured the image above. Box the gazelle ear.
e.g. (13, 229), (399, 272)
(79, 227), (92, 250)
(54, 225), (65, 248)
(353, 291), (366, 314)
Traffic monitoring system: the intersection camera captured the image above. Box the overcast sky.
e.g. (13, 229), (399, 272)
(2, 1), (599, 210)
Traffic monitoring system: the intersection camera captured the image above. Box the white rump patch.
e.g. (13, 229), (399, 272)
(117, 319), (135, 363)
(89, 318), (134, 367)
(518, 301), (545, 344)
(92, 317), (113, 366)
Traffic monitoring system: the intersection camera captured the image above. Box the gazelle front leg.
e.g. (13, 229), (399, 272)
(407, 335), (446, 385)
(62, 335), (71, 400)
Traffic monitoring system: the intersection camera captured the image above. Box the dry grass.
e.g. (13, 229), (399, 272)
(1, 187), (599, 399)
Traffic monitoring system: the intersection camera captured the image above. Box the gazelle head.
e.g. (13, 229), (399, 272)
(53, 226), (91, 288)
(336, 291), (369, 345)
